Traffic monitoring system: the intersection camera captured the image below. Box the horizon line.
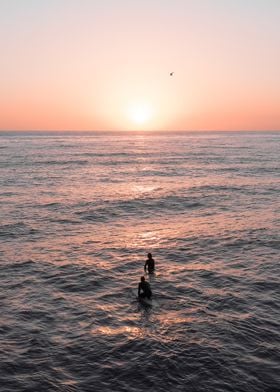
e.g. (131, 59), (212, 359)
(1, 129), (280, 133)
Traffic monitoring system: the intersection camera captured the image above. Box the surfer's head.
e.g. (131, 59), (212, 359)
(147, 253), (152, 259)
(141, 276), (145, 282)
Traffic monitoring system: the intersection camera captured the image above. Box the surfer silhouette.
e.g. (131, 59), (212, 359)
(138, 276), (152, 299)
(144, 252), (155, 274)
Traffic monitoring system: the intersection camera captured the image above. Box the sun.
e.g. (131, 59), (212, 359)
(127, 103), (153, 126)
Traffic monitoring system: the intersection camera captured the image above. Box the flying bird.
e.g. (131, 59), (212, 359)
(170, 72), (174, 76)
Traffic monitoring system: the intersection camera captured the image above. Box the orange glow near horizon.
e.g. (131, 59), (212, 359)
(0, 1), (280, 131)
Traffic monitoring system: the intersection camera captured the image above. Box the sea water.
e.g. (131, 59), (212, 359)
(0, 131), (279, 392)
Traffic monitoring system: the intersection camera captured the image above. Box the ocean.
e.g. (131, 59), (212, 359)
(0, 131), (279, 392)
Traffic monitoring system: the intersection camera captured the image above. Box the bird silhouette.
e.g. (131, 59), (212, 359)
(170, 72), (174, 76)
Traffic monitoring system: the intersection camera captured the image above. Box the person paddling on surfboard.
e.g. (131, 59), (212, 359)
(144, 253), (155, 274)
(138, 276), (152, 299)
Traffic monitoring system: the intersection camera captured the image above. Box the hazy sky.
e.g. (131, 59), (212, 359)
(1, 0), (280, 131)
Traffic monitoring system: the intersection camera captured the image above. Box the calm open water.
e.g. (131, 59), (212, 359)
(0, 131), (279, 392)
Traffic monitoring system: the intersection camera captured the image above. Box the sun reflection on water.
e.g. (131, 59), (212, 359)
(90, 325), (141, 337)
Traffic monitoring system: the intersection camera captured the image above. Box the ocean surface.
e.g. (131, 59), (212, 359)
(0, 131), (279, 392)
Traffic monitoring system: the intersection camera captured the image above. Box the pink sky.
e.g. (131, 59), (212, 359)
(0, 0), (280, 131)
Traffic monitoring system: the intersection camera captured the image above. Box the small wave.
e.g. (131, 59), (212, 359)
(0, 223), (37, 238)
(251, 280), (279, 292)
(76, 195), (204, 222)
(18, 309), (55, 322)
(259, 239), (280, 250)
(190, 184), (244, 193)
(0, 192), (19, 197)
(39, 202), (62, 208)
(36, 159), (89, 166)
(1, 259), (35, 271)
(49, 218), (81, 225)
(79, 152), (131, 158)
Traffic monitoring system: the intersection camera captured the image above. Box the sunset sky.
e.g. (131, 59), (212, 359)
(0, 0), (280, 131)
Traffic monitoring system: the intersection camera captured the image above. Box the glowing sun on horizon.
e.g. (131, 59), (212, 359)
(127, 103), (154, 126)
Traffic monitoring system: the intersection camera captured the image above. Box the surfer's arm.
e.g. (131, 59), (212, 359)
(144, 261), (147, 272)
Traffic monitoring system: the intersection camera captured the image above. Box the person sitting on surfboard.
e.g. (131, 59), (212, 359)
(144, 253), (155, 274)
(138, 276), (152, 299)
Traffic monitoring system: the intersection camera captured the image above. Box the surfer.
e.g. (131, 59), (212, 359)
(138, 276), (152, 299)
(144, 252), (155, 274)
